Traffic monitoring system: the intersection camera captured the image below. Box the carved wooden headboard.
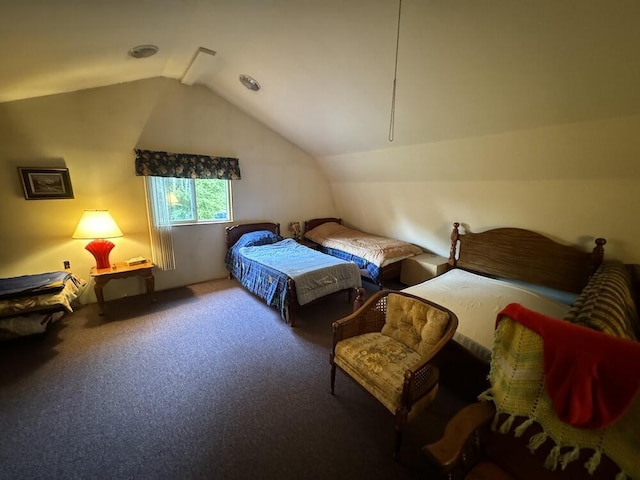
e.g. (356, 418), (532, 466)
(448, 222), (606, 294)
(304, 217), (342, 233)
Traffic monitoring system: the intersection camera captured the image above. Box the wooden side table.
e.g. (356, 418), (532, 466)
(90, 261), (156, 315)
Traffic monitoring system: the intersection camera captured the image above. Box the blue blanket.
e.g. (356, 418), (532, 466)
(238, 239), (360, 305)
(0, 272), (71, 300)
(316, 246), (382, 285)
(225, 239), (361, 320)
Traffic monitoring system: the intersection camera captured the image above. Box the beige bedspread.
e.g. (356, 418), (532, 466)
(304, 222), (423, 267)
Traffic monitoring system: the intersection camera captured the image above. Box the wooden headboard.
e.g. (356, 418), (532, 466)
(448, 222), (606, 294)
(304, 217), (342, 233)
(225, 222), (280, 250)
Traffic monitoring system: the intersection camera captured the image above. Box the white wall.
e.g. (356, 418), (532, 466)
(0, 78), (336, 304)
(317, 115), (640, 264)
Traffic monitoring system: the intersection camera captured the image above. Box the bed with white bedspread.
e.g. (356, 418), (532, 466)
(403, 222), (606, 363)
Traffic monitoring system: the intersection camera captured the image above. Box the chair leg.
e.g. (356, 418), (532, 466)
(330, 364), (336, 394)
(393, 424), (404, 459)
(393, 411), (408, 459)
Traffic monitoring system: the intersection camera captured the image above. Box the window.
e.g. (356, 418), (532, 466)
(136, 149), (240, 269)
(161, 177), (232, 224)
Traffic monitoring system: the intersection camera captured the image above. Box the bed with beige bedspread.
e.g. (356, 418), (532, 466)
(304, 217), (422, 288)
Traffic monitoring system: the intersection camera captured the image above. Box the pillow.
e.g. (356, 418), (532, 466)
(304, 221), (344, 243)
(381, 293), (450, 356)
(233, 230), (282, 249)
(563, 262), (639, 341)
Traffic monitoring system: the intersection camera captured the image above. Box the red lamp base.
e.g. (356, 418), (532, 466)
(85, 239), (116, 269)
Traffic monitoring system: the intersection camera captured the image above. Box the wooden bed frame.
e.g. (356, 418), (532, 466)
(423, 224), (624, 480)
(433, 222), (606, 402)
(225, 222), (362, 327)
(448, 222), (606, 294)
(303, 217), (403, 288)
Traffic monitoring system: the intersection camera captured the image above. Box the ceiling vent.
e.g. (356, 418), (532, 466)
(128, 45), (159, 59)
(239, 74), (260, 91)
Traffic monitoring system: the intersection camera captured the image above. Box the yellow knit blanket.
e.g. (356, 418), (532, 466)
(479, 317), (640, 480)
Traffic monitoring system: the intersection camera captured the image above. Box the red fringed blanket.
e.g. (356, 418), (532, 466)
(497, 303), (640, 429)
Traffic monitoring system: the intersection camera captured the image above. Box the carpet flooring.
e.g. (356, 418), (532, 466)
(0, 278), (469, 480)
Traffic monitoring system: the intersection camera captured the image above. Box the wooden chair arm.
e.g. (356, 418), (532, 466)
(422, 401), (496, 475)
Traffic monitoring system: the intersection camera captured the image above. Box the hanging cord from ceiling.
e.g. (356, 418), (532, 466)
(388, 0), (403, 142)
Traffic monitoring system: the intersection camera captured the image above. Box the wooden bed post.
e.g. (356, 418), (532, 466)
(449, 222), (460, 267)
(288, 278), (298, 327)
(592, 237), (607, 274)
(353, 287), (366, 312)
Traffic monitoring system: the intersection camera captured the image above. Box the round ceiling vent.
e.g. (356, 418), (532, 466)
(239, 74), (260, 91)
(128, 44), (159, 59)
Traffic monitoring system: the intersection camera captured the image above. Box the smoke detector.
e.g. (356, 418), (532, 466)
(128, 45), (159, 59)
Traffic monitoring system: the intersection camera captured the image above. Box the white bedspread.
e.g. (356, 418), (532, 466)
(402, 269), (571, 362)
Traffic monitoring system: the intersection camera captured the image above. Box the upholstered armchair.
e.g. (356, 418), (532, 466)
(330, 290), (458, 457)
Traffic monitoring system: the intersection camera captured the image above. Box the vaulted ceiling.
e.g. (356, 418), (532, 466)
(2, 0), (639, 158)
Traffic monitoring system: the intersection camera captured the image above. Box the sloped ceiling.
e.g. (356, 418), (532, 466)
(2, 0), (640, 158)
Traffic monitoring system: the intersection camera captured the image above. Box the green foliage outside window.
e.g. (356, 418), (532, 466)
(165, 178), (231, 223)
(196, 179), (229, 220)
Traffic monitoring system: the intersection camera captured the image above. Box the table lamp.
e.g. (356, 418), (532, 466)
(72, 210), (123, 269)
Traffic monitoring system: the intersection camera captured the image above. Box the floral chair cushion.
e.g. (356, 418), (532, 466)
(334, 332), (422, 413)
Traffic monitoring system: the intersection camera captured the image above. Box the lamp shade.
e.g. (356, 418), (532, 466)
(72, 210), (123, 239)
(73, 210), (123, 270)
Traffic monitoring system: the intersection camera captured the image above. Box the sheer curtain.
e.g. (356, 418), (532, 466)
(144, 176), (176, 271)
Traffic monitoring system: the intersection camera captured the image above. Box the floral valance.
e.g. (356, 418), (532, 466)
(134, 149), (241, 180)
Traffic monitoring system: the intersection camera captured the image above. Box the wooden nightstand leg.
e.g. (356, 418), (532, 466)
(145, 273), (156, 303)
(94, 281), (106, 315)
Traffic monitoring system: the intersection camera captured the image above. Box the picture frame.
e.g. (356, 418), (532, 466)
(18, 167), (75, 200)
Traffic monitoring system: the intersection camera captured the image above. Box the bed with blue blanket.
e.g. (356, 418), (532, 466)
(225, 222), (362, 327)
(0, 271), (85, 339)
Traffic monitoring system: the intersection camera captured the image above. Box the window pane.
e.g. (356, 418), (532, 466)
(195, 179), (230, 221)
(157, 177), (231, 224)
(165, 177), (196, 222)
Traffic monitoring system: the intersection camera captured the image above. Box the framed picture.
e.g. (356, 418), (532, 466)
(18, 167), (75, 200)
